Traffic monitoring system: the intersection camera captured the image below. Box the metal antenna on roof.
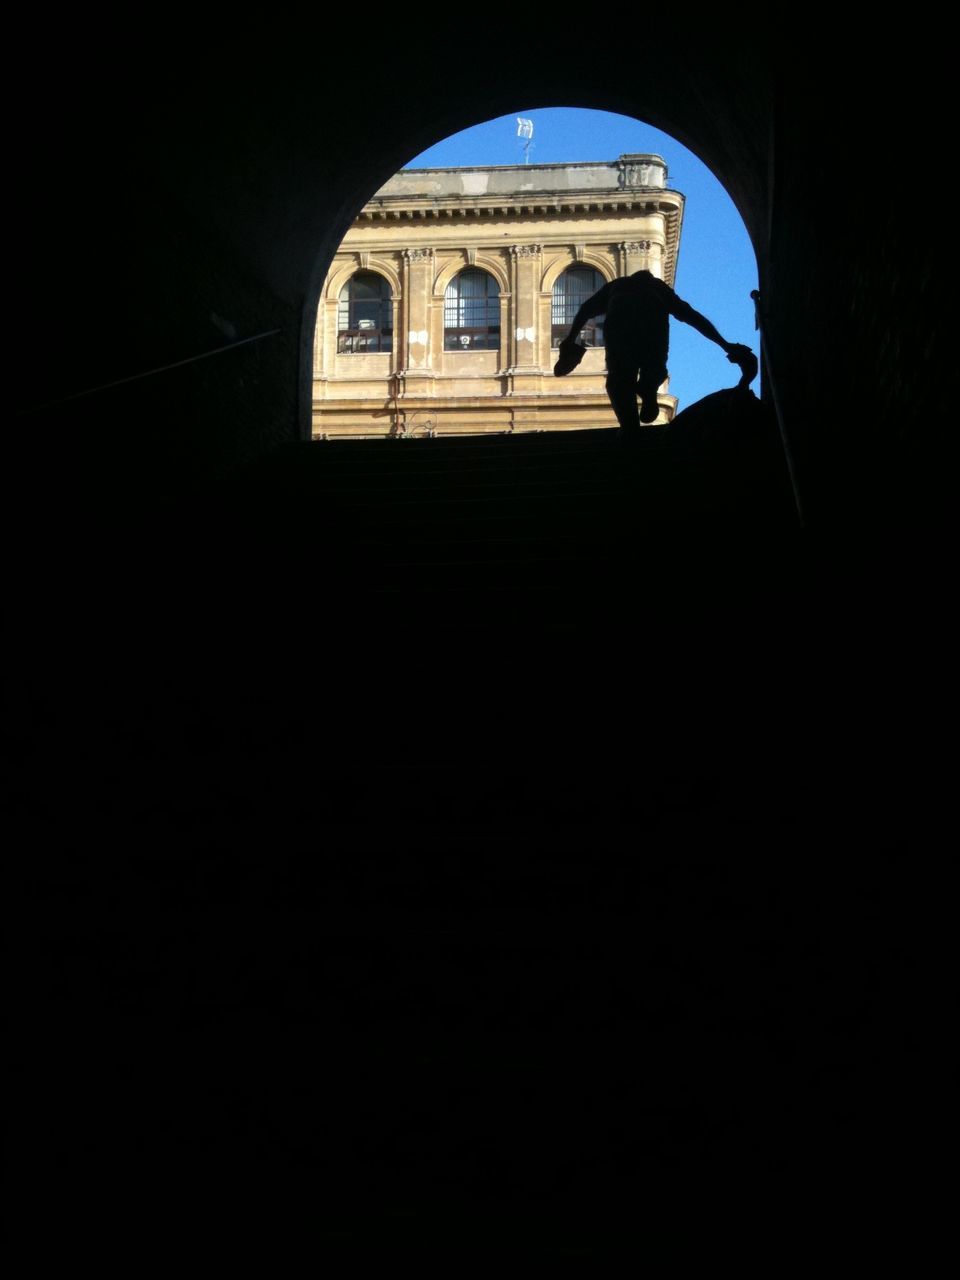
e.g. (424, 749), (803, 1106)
(517, 117), (534, 164)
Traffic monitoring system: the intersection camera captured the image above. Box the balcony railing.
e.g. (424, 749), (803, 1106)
(338, 328), (392, 353)
(443, 328), (500, 351)
(551, 322), (604, 349)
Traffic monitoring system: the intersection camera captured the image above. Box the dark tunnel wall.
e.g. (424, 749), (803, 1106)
(10, 20), (951, 1261)
(13, 25), (947, 536)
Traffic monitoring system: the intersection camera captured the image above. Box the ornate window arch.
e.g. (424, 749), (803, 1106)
(444, 268), (500, 351)
(551, 266), (605, 348)
(338, 271), (393, 353)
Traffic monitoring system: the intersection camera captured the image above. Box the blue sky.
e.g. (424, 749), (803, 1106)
(405, 108), (759, 410)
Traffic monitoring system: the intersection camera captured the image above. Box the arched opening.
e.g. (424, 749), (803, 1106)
(307, 107), (761, 443)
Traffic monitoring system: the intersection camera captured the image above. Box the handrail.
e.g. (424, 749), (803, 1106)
(751, 289), (804, 527)
(19, 328), (283, 415)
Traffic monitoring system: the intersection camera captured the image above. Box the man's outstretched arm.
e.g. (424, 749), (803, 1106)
(554, 284), (614, 377)
(566, 284), (613, 341)
(669, 295), (733, 351)
(670, 293), (757, 385)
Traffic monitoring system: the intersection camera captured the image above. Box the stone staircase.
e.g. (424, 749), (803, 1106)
(14, 403), (921, 1257)
(215, 401), (800, 629)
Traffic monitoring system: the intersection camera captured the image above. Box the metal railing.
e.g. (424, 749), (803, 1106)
(337, 328), (392, 354)
(443, 328), (500, 351)
(19, 327), (283, 415)
(551, 323), (604, 349)
(751, 288), (804, 526)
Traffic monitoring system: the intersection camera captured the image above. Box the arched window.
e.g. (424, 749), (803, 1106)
(552, 266), (605, 348)
(444, 269), (500, 351)
(338, 272), (393, 353)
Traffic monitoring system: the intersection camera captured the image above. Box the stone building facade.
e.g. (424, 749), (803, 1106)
(312, 154), (684, 439)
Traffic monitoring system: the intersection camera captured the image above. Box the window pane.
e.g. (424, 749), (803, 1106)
(444, 269), (499, 350)
(351, 275), (383, 302)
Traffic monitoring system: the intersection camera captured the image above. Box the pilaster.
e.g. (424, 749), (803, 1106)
(400, 246), (435, 396)
(506, 243), (543, 392)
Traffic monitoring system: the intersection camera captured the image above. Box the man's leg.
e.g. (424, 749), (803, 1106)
(637, 360), (668, 424)
(605, 362), (640, 436)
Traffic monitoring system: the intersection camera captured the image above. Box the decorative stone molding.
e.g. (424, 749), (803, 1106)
(403, 247), (434, 262)
(510, 244), (542, 258)
(618, 160), (663, 189)
(622, 241), (654, 254)
(574, 244), (585, 262)
(467, 247), (477, 265)
(359, 251), (371, 269)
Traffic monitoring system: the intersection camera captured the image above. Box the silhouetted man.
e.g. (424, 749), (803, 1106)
(554, 269), (756, 433)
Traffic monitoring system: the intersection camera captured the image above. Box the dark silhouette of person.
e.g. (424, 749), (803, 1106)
(554, 269), (756, 433)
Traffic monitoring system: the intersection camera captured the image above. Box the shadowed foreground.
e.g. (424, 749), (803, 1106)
(9, 400), (940, 1260)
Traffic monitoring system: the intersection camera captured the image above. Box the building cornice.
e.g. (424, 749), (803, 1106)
(345, 206), (683, 287)
(356, 193), (682, 222)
